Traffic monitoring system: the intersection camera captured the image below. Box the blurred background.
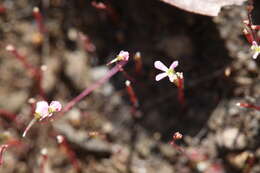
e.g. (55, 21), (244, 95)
(0, 0), (260, 172)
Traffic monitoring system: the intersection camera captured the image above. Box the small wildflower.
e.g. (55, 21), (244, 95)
(49, 101), (62, 113)
(34, 101), (49, 120)
(107, 50), (129, 65)
(154, 60), (179, 82)
(22, 101), (62, 137)
(34, 101), (62, 121)
(251, 41), (260, 59)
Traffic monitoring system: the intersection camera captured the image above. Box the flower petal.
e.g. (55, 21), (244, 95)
(118, 51), (129, 61)
(35, 101), (49, 117)
(253, 52), (259, 59)
(49, 101), (62, 112)
(154, 61), (168, 71)
(155, 72), (167, 81)
(170, 61), (178, 70)
(252, 41), (258, 47)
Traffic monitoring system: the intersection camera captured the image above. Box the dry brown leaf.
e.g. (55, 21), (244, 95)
(161, 0), (246, 16)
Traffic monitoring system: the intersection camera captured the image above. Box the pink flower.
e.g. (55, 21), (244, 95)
(23, 100), (62, 137)
(107, 50), (129, 65)
(154, 60), (179, 82)
(35, 101), (49, 119)
(117, 51), (129, 61)
(49, 101), (62, 113)
(34, 101), (62, 120)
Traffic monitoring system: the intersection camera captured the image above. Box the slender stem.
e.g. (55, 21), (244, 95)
(0, 145), (8, 166)
(237, 102), (260, 111)
(125, 80), (139, 108)
(57, 135), (80, 172)
(0, 139), (23, 166)
(22, 118), (37, 138)
(6, 46), (46, 99)
(62, 60), (128, 113)
(177, 78), (185, 106)
(40, 151), (48, 173)
(247, 0), (258, 43)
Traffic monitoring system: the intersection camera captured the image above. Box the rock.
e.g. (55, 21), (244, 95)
(216, 128), (247, 150)
(89, 66), (114, 96)
(53, 119), (112, 156)
(64, 51), (90, 89)
(42, 57), (61, 92)
(226, 151), (253, 169)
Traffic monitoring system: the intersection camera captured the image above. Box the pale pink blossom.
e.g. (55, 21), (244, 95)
(35, 101), (49, 119)
(154, 60), (179, 82)
(49, 101), (62, 113)
(23, 100), (62, 137)
(117, 51), (129, 61)
(35, 100), (62, 120)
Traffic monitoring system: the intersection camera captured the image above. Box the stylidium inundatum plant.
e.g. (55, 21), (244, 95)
(22, 101), (62, 137)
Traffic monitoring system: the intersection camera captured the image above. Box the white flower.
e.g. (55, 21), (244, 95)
(154, 60), (179, 82)
(251, 41), (260, 59)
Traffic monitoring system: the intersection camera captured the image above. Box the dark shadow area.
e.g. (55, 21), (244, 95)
(64, 0), (235, 141)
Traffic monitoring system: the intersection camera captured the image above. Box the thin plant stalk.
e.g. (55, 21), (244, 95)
(6, 45), (45, 99)
(22, 118), (37, 138)
(62, 60), (128, 113)
(40, 149), (48, 173)
(236, 102), (260, 111)
(57, 135), (80, 172)
(177, 77), (185, 106)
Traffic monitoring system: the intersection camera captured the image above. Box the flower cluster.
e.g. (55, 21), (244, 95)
(154, 60), (183, 86)
(35, 101), (62, 121)
(22, 101), (62, 138)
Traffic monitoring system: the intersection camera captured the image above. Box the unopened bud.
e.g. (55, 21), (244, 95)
(6, 45), (14, 51)
(56, 135), (64, 144)
(173, 132), (183, 140)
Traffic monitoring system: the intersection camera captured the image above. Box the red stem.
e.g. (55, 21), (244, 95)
(243, 28), (254, 44)
(237, 102), (260, 111)
(7, 46), (45, 99)
(125, 81), (139, 108)
(33, 7), (46, 34)
(57, 135), (80, 172)
(0, 139), (23, 166)
(134, 52), (142, 75)
(0, 145), (8, 166)
(177, 78), (185, 106)
(40, 151), (48, 173)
